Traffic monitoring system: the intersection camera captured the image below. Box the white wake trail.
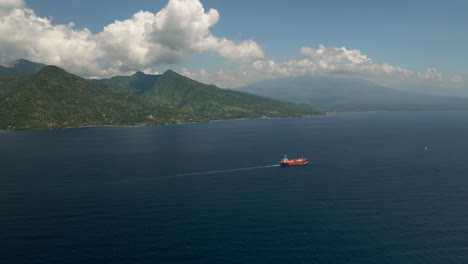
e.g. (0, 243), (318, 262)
(109, 164), (281, 185)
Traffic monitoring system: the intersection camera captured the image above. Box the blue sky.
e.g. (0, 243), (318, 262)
(2, 0), (467, 90)
(25, 0), (467, 73)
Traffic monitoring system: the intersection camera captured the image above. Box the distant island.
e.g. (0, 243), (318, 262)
(0, 60), (320, 130)
(237, 76), (468, 112)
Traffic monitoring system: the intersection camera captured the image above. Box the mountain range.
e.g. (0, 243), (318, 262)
(237, 76), (468, 112)
(0, 59), (45, 76)
(95, 70), (317, 121)
(2, 59), (468, 130)
(0, 60), (318, 130)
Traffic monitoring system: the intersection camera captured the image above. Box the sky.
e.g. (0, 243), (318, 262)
(0, 0), (467, 92)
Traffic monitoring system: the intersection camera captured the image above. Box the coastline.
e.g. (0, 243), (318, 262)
(3, 110), (467, 132)
(0, 113), (324, 132)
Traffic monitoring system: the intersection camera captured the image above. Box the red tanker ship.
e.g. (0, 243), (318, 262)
(280, 155), (308, 166)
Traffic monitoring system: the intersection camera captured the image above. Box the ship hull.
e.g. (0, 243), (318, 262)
(280, 159), (309, 166)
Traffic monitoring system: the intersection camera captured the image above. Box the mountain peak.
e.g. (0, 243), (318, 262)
(162, 69), (178, 76)
(34, 65), (83, 83)
(0, 59), (45, 76)
(14, 59), (35, 65)
(133, 71), (146, 78)
(0, 64), (318, 130)
(160, 70), (192, 82)
(36, 65), (68, 75)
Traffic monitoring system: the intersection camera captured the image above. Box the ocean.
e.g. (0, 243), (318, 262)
(1, 111), (468, 263)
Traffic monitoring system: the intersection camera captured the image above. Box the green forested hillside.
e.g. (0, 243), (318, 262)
(0, 74), (33, 97)
(92, 71), (160, 94)
(0, 65), (318, 130)
(0, 66), (186, 130)
(141, 70), (319, 120)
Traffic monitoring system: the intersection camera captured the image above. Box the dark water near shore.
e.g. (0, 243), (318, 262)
(2, 111), (468, 263)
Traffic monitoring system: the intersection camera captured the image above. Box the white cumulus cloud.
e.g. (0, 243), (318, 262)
(0, 0), (23, 15)
(182, 45), (451, 89)
(0, 0), (264, 77)
(417, 67), (442, 81)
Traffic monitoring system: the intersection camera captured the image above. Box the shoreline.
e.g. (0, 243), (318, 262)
(4, 110), (466, 132)
(0, 114), (323, 132)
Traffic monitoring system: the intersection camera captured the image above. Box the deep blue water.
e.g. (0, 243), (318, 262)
(2, 111), (468, 263)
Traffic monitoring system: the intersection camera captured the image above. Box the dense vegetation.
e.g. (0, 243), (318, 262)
(92, 71), (160, 95)
(0, 62), (319, 130)
(140, 70), (318, 121)
(4, 59), (468, 131)
(0, 66), (174, 130)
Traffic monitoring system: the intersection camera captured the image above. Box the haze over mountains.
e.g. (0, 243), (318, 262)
(2, 59), (468, 130)
(0, 60), (317, 130)
(237, 76), (468, 112)
(0, 59), (46, 76)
